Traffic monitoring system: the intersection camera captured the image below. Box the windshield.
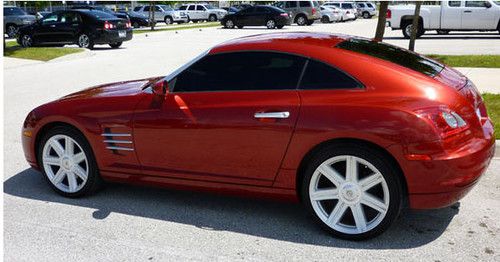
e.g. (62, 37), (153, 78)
(337, 38), (444, 77)
(4, 7), (27, 16)
(159, 5), (173, 11)
(493, 1), (500, 5)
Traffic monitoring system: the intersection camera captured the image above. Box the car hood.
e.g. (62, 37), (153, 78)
(60, 77), (162, 101)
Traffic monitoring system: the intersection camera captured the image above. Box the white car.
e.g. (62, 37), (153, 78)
(324, 2), (357, 21)
(387, 0), (500, 38)
(178, 4), (227, 22)
(319, 6), (342, 23)
(133, 5), (189, 24)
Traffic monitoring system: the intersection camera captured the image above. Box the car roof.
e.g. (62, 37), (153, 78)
(210, 32), (350, 55)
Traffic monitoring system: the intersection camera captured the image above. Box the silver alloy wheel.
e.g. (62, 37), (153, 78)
(309, 155), (389, 235)
(78, 34), (90, 48)
(165, 17), (173, 24)
(21, 34), (33, 47)
(209, 15), (217, 22)
(42, 134), (89, 193)
(225, 20), (234, 28)
(297, 16), (306, 25)
(7, 25), (17, 38)
(404, 24), (414, 37)
(266, 20), (276, 29)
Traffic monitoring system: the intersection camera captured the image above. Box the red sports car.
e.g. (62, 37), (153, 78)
(21, 32), (495, 240)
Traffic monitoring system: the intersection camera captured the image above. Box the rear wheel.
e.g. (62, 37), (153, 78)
(164, 16), (173, 25)
(224, 19), (235, 29)
(6, 24), (18, 38)
(321, 15), (331, 23)
(266, 19), (276, 29)
(301, 143), (403, 240)
(402, 22), (424, 39)
(209, 14), (217, 22)
(109, 42), (122, 49)
(296, 15), (307, 26)
(77, 33), (94, 49)
(38, 126), (103, 197)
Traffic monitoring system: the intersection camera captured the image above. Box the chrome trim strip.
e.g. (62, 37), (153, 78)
(103, 140), (133, 144)
(101, 133), (132, 137)
(254, 112), (290, 119)
(106, 146), (134, 151)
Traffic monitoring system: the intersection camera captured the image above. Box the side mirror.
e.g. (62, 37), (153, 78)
(485, 1), (492, 8)
(152, 80), (168, 96)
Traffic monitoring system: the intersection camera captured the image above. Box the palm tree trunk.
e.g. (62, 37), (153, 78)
(374, 2), (389, 42)
(409, 2), (422, 51)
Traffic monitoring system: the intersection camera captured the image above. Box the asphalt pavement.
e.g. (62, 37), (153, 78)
(3, 19), (500, 261)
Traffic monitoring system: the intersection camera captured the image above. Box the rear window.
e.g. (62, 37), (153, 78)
(337, 38), (444, 76)
(84, 10), (117, 19)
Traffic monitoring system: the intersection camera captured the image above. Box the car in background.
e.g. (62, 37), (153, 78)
(319, 6), (342, 23)
(22, 32), (495, 240)
(324, 2), (358, 20)
(17, 10), (132, 49)
(221, 5), (290, 29)
(4, 6), (36, 38)
(117, 10), (151, 28)
(387, 0), (500, 38)
(273, 1), (321, 26)
(70, 5), (130, 20)
(178, 4), (227, 22)
(356, 2), (377, 18)
(221, 6), (240, 15)
(133, 5), (188, 24)
(232, 4), (253, 10)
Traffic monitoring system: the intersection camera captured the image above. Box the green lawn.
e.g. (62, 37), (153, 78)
(3, 41), (84, 61)
(134, 22), (220, 34)
(483, 93), (500, 139)
(426, 55), (500, 68)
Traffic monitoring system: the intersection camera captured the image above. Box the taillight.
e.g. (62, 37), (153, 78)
(104, 21), (115, 29)
(312, 8), (316, 15)
(416, 107), (469, 139)
(386, 9), (391, 19)
(280, 13), (288, 17)
(126, 21), (132, 28)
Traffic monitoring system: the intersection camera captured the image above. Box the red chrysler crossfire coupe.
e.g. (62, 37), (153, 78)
(22, 32), (495, 240)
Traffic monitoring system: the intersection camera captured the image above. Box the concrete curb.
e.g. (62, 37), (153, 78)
(495, 140), (500, 159)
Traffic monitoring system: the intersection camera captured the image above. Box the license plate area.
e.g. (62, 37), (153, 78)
(118, 30), (126, 38)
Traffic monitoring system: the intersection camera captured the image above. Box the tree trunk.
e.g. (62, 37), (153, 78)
(149, 1), (155, 31)
(409, 2), (422, 51)
(374, 2), (389, 42)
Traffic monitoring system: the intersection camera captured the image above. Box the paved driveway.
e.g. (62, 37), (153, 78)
(4, 19), (500, 261)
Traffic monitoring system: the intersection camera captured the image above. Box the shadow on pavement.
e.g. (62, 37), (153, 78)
(5, 168), (459, 249)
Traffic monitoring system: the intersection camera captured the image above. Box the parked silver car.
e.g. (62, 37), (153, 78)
(319, 6), (342, 23)
(273, 1), (321, 26)
(323, 2), (357, 20)
(133, 5), (188, 24)
(178, 4), (227, 22)
(3, 6), (36, 38)
(355, 2), (377, 19)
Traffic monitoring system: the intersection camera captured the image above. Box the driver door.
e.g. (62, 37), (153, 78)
(34, 12), (62, 43)
(133, 51), (306, 185)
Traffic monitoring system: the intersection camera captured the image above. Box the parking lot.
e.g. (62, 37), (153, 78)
(4, 18), (500, 261)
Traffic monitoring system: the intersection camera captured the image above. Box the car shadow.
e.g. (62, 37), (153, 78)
(4, 168), (459, 249)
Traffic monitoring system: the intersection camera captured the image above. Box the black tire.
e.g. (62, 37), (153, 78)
(266, 19), (276, 29)
(209, 14), (217, 22)
(164, 16), (173, 25)
(109, 42), (122, 48)
(6, 24), (18, 38)
(362, 12), (371, 19)
(133, 22), (140, 28)
(37, 126), (103, 198)
(19, 34), (33, 48)
(296, 15), (307, 26)
(321, 15), (331, 23)
(300, 142), (403, 240)
(277, 25), (284, 29)
(402, 21), (424, 39)
(77, 33), (94, 49)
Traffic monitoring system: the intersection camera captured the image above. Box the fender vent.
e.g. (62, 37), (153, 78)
(102, 132), (134, 151)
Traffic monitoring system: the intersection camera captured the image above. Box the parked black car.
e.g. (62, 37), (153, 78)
(117, 11), (150, 28)
(221, 6), (291, 29)
(17, 10), (133, 49)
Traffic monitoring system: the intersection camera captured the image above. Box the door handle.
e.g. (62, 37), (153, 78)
(254, 112), (290, 119)
(463, 10), (472, 13)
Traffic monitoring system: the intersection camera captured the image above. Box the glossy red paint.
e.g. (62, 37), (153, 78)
(22, 32), (495, 209)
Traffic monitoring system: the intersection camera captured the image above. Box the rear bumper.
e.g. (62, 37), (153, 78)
(388, 120), (495, 209)
(94, 29), (133, 44)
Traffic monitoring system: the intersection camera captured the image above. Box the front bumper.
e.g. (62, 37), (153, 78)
(94, 29), (133, 44)
(388, 119), (495, 209)
(174, 17), (189, 23)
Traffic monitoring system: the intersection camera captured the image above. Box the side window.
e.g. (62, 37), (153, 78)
(179, 6), (187, 10)
(143, 6), (150, 12)
(173, 52), (306, 92)
(449, 1), (461, 7)
(275, 2), (285, 8)
(196, 5), (205, 11)
(60, 12), (80, 23)
(241, 7), (255, 13)
(358, 3), (366, 8)
(299, 1), (311, 7)
(300, 60), (361, 90)
(286, 1), (298, 8)
(42, 13), (59, 24)
(256, 7), (270, 13)
(188, 5), (196, 11)
(154, 6), (161, 12)
(465, 1), (487, 7)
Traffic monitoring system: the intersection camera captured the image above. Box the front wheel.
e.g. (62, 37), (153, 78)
(362, 12), (371, 19)
(164, 16), (173, 25)
(266, 19), (276, 29)
(77, 33), (94, 49)
(38, 126), (103, 197)
(402, 23), (424, 39)
(224, 19), (235, 29)
(109, 42), (122, 49)
(296, 15), (307, 26)
(301, 143), (403, 240)
(209, 14), (217, 22)
(20, 34), (33, 47)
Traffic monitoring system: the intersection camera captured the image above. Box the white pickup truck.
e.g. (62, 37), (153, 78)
(387, 0), (500, 38)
